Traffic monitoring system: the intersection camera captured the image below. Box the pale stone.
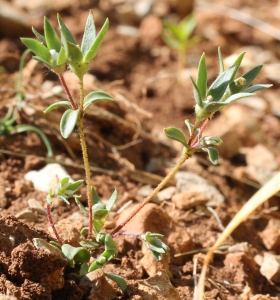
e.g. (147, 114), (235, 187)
(15, 209), (37, 222)
(260, 219), (280, 251)
(171, 191), (208, 210)
(27, 198), (45, 214)
(259, 252), (280, 282)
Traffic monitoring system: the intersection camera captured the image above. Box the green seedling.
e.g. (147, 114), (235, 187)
(22, 11), (169, 292)
(162, 14), (200, 84)
(0, 49), (53, 157)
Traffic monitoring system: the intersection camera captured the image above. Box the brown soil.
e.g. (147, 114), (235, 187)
(1, 0), (280, 299)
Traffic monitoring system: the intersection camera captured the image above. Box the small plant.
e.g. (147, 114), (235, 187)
(21, 10), (271, 296)
(21, 11), (169, 292)
(0, 50), (53, 157)
(162, 14), (200, 84)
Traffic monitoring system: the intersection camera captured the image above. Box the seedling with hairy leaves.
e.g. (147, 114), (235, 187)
(22, 11), (168, 293)
(162, 14), (200, 84)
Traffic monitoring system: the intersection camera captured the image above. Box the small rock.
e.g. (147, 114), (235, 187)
(80, 269), (116, 300)
(15, 209), (37, 222)
(48, 219), (84, 247)
(24, 163), (72, 192)
(260, 219), (280, 252)
(24, 155), (45, 171)
(127, 271), (180, 300)
(157, 186), (177, 202)
(259, 252), (280, 282)
(13, 179), (32, 197)
(27, 198), (45, 214)
(175, 172), (224, 207)
(117, 203), (193, 265)
(171, 191), (208, 210)
(140, 246), (171, 277)
(134, 0), (152, 18)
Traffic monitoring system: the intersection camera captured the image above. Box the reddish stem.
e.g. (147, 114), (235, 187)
(58, 74), (77, 110)
(46, 204), (62, 245)
(113, 232), (141, 238)
(191, 118), (210, 148)
(188, 120), (200, 146)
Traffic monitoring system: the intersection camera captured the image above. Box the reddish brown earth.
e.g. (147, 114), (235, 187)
(1, 0), (280, 299)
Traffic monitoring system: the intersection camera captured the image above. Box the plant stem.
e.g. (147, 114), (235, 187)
(112, 148), (191, 236)
(191, 118), (210, 148)
(58, 74), (77, 110)
(188, 120), (200, 146)
(77, 77), (93, 239)
(46, 204), (62, 245)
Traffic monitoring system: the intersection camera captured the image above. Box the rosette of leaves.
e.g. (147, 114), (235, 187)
(141, 232), (170, 260)
(164, 48), (271, 165)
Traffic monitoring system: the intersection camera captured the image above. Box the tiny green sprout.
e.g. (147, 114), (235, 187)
(46, 177), (83, 205)
(141, 232), (170, 260)
(162, 14), (200, 84)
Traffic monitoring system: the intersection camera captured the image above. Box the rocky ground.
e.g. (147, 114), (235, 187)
(0, 0), (280, 299)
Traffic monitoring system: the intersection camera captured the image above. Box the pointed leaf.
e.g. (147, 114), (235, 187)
(75, 197), (89, 216)
(161, 31), (181, 50)
(184, 119), (199, 138)
(57, 46), (67, 65)
(222, 92), (253, 104)
(207, 65), (238, 102)
(179, 14), (196, 41)
(83, 91), (114, 111)
(32, 27), (46, 44)
(241, 65), (263, 89)
(83, 18), (109, 63)
(93, 219), (102, 233)
(91, 186), (102, 205)
(218, 47), (224, 74)
(229, 52), (246, 80)
(81, 10), (96, 55)
(190, 76), (203, 107)
(43, 101), (72, 114)
(196, 53), (207, 100)
(164, 127), (188, 147)
(20, 38), (51, 62)
(202, 147), (219, 165)
(106, 189), (118, 212)
(243, 84), (272, 93)
(68, 180), (84, 192)
(57, 14), (76, 45)
(60, 109), (79, 139)
(105, 273), (127, 292)
(44, 17), (61, 52)
(32, 56), (52, 68)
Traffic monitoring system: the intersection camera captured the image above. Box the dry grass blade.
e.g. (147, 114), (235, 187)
(196, 172), (280, 300)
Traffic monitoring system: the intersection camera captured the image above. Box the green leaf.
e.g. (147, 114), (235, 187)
(91, 186), (102, 205)
(106, 189), (118, 212)
(207, 65), (238, 102)
(161, 31), (181, 50)
(184, 119), (199, 137)
(83, 18), (109, 63)
(83, 91), (114, 111)
(75, 197), (89, 216)
(164, 127), (188, 147)
(44, 17), (61, 52)
(104, 273), (127, 292)
(20, 38), (51, 63)
(229, 52), (246, 80)
(68, 180), (84, 192)
(243, 84), (272, 93)
(93, 219), (102, 233)
(202, 147), (219, 165)
(67, 42), (83, 63)
(190, 76), (203, 107)
(222, 92), (253, 104)
(79, 239), (101, 248)
(61, 244), (90, 267)
(80, 262), (89, 276)
(162, 21), (182, 41)
(218, 47), (224, 74)
(60, 109), (79, 139)
(32, 27), (46, 45)
(196, 53), (207, 100)
(43, 101), (72, 114)
(32, 56), (52, 68)
(241, 65), (263, 89)
(81, 10), (96, 55)
(57, 14), (77, 46)
(57, 46), (67, 65)
(179, 14), (196, 41)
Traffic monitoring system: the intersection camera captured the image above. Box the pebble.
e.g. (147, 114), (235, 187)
(259, 252), (280, 282)
(175, 172), (224, 207)
(157, 186), (177, 202)
(171, 191), (208, 210)
(260, 219), (280, 252)
(24, 163), (72, 192)
(15, 209), (37, 222)
(24, 155), (45, 171)
(137, 185), (159, 203)
(13, 179), (32, 197)
(27, 198), (45, 215)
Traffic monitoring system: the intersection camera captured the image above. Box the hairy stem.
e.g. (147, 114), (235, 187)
(191, 118), (210, 148)
(46, 204), (62, 245)
(188, 119), (200, 146)
(58, 74), (77, 110)
(112, 148), (191, 236)
(77, 77), (93, 239)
